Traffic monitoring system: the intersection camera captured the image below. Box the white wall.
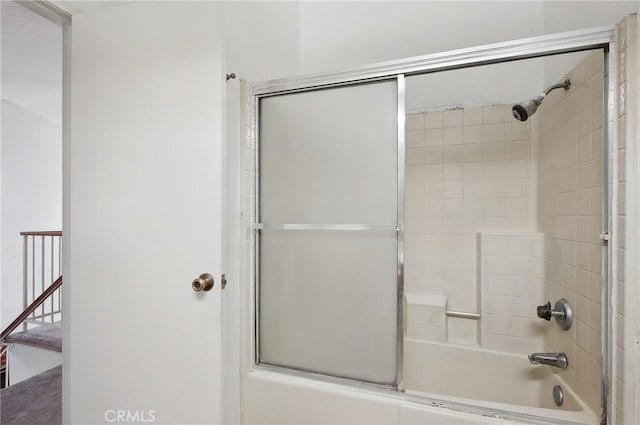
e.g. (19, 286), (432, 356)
(0, 1), (62, 329)
(540, 1), (637, 87)
(222, 2), (300, 83)
(543, 1), (638, 34)
(294, 1), (637, 111)
(7, 343), (62, 385)
(297, 1), (545, 74)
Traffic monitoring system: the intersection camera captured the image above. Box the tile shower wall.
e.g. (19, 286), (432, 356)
(479, 233), (546, 354)
(536, 50), (604, 414)
(405, 105), (539, 349)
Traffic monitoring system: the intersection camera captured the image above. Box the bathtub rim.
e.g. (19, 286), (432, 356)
(402, 337), (595, 412)
(251, 363), (596, 425)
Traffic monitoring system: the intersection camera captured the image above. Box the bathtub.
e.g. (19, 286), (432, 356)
(404, 339), (600, 424)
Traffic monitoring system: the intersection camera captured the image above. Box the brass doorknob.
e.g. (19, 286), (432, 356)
(192, 273), (214, 292)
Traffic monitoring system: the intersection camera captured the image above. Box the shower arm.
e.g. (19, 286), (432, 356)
(543, 79), (571, 95)
(531, 79), (571, 107)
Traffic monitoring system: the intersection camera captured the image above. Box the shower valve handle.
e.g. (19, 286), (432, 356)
(536, 302), (554, 320)
(536, 299), (573, 330)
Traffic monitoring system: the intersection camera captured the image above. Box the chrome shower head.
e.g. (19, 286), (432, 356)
(512, 96), (543, 122)
(512, 79), (571, 122)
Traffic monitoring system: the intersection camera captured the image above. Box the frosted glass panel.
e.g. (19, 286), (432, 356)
(259, 230), (398, 384)
(259, 81), (397, 224)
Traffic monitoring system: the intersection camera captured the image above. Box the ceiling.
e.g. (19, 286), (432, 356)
(62, 1), (135, 14)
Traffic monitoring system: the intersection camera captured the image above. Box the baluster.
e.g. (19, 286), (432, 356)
(22, 235), (27, 332)
(41, 235), (45, 322)
(51, 236), (54, 322)
(31, 236), (35, 322)
(58, 236), (62, 318)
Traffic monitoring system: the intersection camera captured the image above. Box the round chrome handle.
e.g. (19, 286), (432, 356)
(192, 273), (214, 292)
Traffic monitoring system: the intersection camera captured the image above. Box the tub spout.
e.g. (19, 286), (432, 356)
(528, 352), (568, 369)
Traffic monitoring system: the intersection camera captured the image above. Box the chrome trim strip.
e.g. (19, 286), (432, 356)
(253, 27), (614, 95)
(446, 311), (481, 320)
(253, 94), (260, 364)
(396, 75), (406, 390)
(602, 40), (617, 425)
(253, 224), (399, 231)
(259, 362), (396, 389)
(256, 76), (399, 98)
(250, 364), (586, 425)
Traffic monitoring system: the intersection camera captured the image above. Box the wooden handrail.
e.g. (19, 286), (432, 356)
(1, 276), (62, 341)
(20, 231), (62, 237)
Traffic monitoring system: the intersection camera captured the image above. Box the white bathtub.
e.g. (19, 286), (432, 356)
(404, 339), (600, 424)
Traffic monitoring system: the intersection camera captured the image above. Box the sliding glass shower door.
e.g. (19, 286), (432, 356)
(256, 79), (402, 385)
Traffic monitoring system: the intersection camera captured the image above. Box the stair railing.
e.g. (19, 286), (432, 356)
(1, 276), (63, 342)
(20, 231), (62, 328)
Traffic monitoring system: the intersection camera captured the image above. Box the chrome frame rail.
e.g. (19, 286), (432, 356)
(602, 35), (618, 425)
(253, 224), (399, 231)
(446, 311), (481, 320)
(253, 94), (260, 365)
(249, 25), (616, 425)
(396, 74), (406, 390)
(253, 27), (614, 95)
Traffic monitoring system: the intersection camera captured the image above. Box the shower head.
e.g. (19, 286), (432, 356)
(512, 96), (544, 122)
(512, 79), (571, 122)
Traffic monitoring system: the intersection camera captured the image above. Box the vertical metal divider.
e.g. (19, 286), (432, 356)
(253, 94), (261, 365)
(396, 75), (406, 390)
(602, 41), (617, 425)
(22, 236), (28, 332)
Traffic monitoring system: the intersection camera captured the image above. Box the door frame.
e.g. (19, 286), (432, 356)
(10, 2), (72, 423)
(247, 26), (618, 425)
(26, 2), (235, 424)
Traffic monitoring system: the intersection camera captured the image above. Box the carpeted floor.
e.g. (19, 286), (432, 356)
(5, 324), (62, 352)
(0, 365), (61, 425)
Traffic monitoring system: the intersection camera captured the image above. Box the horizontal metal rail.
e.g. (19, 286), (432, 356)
(446, 310), (481, 320)
(253, 223), (399, 231)
(253, 26), (614, 96)
(19, 231), (62, 237)
(1, 276), (62, 341)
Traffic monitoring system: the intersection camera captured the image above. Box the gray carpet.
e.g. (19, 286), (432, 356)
(0, 365), (61, 425)
(5, 324), (62, 352)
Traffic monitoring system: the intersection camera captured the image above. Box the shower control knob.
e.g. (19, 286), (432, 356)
(536, 299), (573, 330)
(537, 302), (553, 320)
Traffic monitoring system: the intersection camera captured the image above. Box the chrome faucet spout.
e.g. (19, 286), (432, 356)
(528, 352), (568, 369)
